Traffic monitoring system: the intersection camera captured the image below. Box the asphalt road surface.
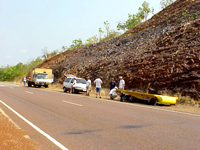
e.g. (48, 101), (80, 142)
(0, 82), (200, 150)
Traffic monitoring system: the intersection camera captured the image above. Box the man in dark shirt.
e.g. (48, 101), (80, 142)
(109, 79), (116, 90)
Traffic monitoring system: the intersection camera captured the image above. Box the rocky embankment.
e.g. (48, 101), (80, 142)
(38, 0), (200, 100)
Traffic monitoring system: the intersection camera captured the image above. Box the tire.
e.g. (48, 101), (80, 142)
(63, 87), (67, 92)
(34, 83), (37, 88)
(150, 98), (157, 106)
(76, 90), (79, 94)
(28, 82), (31, 87)
(44, 85), (48, 88)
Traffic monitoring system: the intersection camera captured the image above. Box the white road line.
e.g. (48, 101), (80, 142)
(10, 87), (14, 89)
(26, 91), (33, 94)
(63, 100), (83, 106)
(0, 100), (69, 150)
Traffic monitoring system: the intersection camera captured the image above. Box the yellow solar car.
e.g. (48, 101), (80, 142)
(117, 89), (178, 106)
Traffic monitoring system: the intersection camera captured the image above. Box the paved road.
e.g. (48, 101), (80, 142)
(0, 82), (200, 150)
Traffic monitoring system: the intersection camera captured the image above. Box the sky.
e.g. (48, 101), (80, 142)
(0, 0), (162, 67)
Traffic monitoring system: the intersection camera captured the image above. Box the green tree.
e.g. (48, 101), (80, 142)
(61, 46), (68, 53)
(86, 36), (99, 45)
(1, 62), (27, 81)
(126, 13), (142, 29)
(117, 1), (154, 32)
(0, 68), (6, 81)
(160, 0), (175, 9)
(41, 47), (48, 59)
(138, 1), (154, 21)
(27, 57), (43, 70)
(98, 27), (104, 41)
(117, 22), (126, 32)
(117, 13), (142, 31)
(49, 50), (59, 57)
(103, 30), (120, 40)
(104, 21), (110, 37)
(69, 38), (83, 49)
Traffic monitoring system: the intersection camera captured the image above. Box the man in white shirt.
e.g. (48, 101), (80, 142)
(23, 77), (26, 86)
(86, 77), (91, 96)
(70, 77), (76, 93)
(119, 76), (125, 90)
(119, 76), (125, 101)
(109, 86), (118, 100)
(94, 77), (103, 98)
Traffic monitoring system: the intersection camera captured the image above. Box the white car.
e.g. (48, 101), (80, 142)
(63, 75), (86, 93)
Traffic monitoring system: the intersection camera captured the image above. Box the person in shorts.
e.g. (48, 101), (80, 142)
(23, 77), (26, 86)
(94, 77), (103, 98)
(86, 77), (91, 96)
(118, 76), (125, 101)
(70, 77), (76, 93)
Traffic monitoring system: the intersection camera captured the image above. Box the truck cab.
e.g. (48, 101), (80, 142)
(27, 68), (54, 88)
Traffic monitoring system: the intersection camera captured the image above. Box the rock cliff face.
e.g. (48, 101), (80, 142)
(38, 0), (200, 99)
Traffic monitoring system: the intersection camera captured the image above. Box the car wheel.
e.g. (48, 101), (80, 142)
(63, 87), (67, 92)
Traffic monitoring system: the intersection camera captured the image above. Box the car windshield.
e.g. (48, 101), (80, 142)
(76, 79), (86, 84)
(37, 74), (48, 79)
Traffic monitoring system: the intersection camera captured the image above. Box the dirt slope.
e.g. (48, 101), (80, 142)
(38, 0), (200, 99)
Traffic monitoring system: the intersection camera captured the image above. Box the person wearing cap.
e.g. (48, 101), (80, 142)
(109, 86), (118, 100)
(119, 76), (125, 90)
(118, 76), (125, 101)
(86, 77), (91, 96)
(70, 77), (76, 93)
(94, 76), (103, 98)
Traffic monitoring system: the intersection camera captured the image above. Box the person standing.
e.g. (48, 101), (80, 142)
(119, 76), (125, 101)
(119, 76), (125, 90)
(109, 79), (116, 90)
(70, 77), (76, 93)
(86, 77), (91, 96)
(23, 77), (26, 86)
(94, 77), (103, 98)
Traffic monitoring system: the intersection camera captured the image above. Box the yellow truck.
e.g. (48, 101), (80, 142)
(116, 89), (178, 106)
(27, 68), (54, 88)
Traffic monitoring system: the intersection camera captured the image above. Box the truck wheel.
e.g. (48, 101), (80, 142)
(44, 85), (48, 88)
(28, 82), (31, 87)
(33, 83), (37, 88)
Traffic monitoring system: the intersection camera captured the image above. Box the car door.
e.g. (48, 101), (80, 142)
(64, 78), (72, 90)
